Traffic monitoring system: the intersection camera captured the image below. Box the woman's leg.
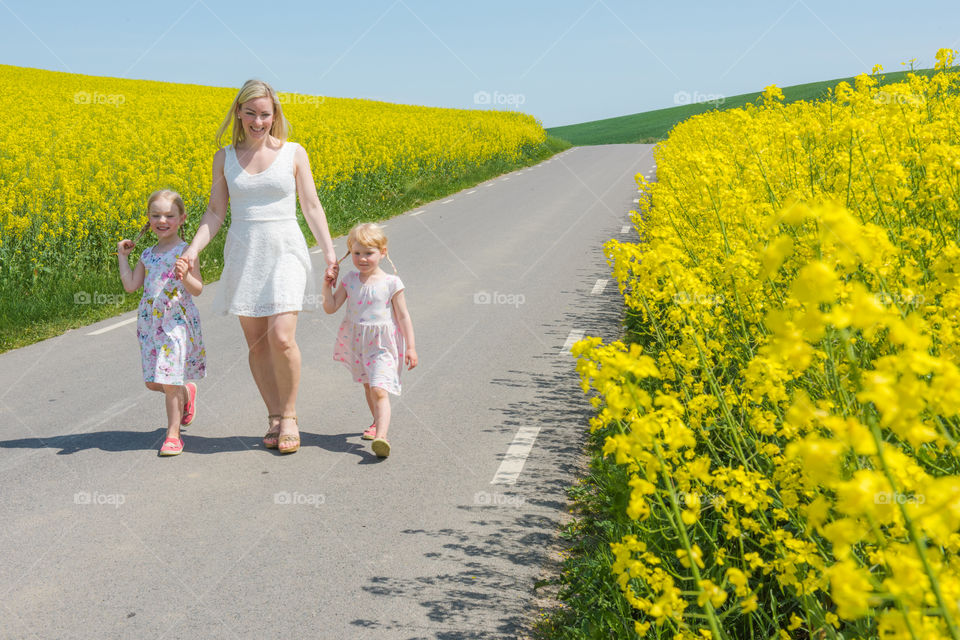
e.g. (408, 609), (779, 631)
(238, 316), (281, 433)
(266, 312), (301, 449)
(371, 387), (391, 440)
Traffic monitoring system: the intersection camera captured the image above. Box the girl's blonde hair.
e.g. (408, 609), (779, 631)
(340, 222), (398, 273)
(216, 79), (290, 148)
(133, 189), (187, 244)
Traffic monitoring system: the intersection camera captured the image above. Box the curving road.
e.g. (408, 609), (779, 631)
(0, 143), (654, 639)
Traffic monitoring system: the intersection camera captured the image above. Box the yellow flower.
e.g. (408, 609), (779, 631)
(0, 64), (547, 287)
(825, 560), (875, 619)
(697, 579), (727, 608)
(577, 54), (960, 636)
(935, 48), (957, 70)
(790, 261), (839, 305)
(762, 84), (785, 103)
(725, 567), (750, 596)
(787, 613), (804, 631)
(761, 235), (794, 277)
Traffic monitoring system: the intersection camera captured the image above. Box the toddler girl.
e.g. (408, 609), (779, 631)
(322, 222), (417, 458)
(117, 189), (206, 456)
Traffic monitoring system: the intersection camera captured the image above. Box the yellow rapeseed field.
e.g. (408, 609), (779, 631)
(575, 50), (960, 638)
(0, 64), (545, 285)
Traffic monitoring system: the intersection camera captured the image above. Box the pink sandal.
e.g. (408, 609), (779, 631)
(362, 423), (377, 440)
(159, 437), (183, 456)
(181, 383), (198, 426)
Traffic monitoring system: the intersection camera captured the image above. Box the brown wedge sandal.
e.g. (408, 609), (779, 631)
(263, 414), (281, 449)
(277, 415), (300, 454)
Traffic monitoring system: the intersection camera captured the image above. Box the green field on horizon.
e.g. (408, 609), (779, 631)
(547, 67), (937, 145)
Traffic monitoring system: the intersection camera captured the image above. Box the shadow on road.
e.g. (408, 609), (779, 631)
(0, 429), (376, 459)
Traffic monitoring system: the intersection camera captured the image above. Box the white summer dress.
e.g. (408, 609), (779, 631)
(213, 141), (319, 316)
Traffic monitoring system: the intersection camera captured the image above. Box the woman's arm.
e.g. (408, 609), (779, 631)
(180, 149), (228, 275)
(293, 145), (338, 278)
(391, 290), (418, 369)
(117, 240), (145, 293)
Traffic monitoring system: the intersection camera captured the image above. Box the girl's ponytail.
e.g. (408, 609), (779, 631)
(131, 222), (150, 247)
(385, 254), (398, 275)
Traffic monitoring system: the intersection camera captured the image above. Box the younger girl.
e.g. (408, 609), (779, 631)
(322, 223), (417, 458)
(117, 189), (206, 456)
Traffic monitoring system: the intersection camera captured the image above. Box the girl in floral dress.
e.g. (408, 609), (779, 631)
(321, 223), (418, 459)
(117, 190), (206, 456)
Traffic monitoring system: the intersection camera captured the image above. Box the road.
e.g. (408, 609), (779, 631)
(0, 144), (654, 639)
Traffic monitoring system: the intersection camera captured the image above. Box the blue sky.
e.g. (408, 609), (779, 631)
(2, 0), (959, 127)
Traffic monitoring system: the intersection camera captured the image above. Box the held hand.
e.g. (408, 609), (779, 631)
(325, 261), (340, 288)
(117, 239), (135, 258)
(176, 248), (197, 281)
(174, 258), (188, 281)
(405, 347), (418, 370)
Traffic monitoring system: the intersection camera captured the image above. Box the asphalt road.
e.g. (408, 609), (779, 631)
(0, 143), (655, 639)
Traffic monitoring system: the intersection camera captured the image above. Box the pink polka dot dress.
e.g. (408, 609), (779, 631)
(333, 271), (405, 395)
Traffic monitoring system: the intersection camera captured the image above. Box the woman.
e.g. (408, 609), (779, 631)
(179, 79), (338, 454)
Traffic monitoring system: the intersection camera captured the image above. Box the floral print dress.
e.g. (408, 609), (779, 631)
(137, 241), (206, 384)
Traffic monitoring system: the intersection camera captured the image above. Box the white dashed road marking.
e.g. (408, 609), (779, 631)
(560, 329), (585, 355)
(88, 317), (137, 335)
(490, 426), (542, 485)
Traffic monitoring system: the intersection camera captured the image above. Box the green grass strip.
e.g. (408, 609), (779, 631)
(547, 68), (937, 145)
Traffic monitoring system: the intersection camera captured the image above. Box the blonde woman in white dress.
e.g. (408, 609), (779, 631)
(177, 79), (338, 454)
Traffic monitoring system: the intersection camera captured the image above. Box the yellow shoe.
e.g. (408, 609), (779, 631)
(371, 438), (391, 458)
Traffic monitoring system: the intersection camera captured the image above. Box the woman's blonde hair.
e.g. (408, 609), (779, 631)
(340, 222), (398, 273)
(133, 189), (187, 244)
(216, 79), (290, 148)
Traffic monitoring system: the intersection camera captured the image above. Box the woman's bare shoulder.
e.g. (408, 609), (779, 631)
(212, 147), (228, 166)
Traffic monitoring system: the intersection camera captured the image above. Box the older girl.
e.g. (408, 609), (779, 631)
(118, 190), (205, 456)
